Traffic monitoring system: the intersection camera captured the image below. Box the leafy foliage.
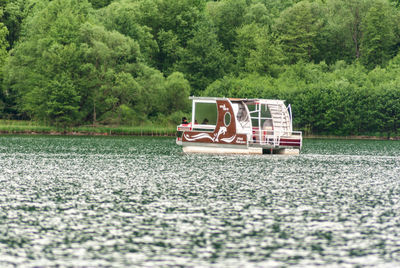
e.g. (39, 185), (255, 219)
(0, 0), (399, 136)
(275, 1), (323, 63)
(360, 0), (397, 69)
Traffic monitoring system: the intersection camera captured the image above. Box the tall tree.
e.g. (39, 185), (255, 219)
(2, 0), (34, 49)
(176, 19), (232, 94)
(206, 0), (247, 51)
(312, 0), (353, 64)
(4, 0), (92, 124)
(235, 23), (286, 76)
(0, 21), (7, 114)
(360, 0), (397, 69)
(164, 72), (190, 113)
(97, 0), (158, 67)
(243, 3), (271, 26)
(0, 19), (8, 77)
(275, 1), (323, 63)
(131, 0), (205, 74)
(343, 0), (371, 60)
(78, 22), (143, 124)
(312, 0), (375, 64)
(4, 0), (148, 126)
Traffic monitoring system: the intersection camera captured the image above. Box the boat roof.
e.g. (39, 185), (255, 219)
(189, 96), (286, 104)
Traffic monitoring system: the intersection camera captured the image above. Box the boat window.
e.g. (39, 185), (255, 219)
(261, 104), (272, 130)
(234, 102), (250, 129)
(246, 104), (256, 113)
(246, 103), (273, 129)
(224, 112), (231, 126)
(194, 102), (217, 126)
(262, 105), (271, 118)
(252, 118), (260, 128)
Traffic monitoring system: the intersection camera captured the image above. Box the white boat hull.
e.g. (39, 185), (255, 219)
(183, 145), (262, 154)
(181, 143), (300, 155)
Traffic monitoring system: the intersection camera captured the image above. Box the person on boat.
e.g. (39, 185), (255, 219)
(263, 119), (273, 133)
(182, 117), (189, 125)
(202, 118), (209, 124)
(263, 119), (274, 144)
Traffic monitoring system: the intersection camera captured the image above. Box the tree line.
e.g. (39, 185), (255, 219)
(0, 0), (399, 137)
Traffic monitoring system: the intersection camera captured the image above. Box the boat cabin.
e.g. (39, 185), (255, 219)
(177, 97), (302, 154)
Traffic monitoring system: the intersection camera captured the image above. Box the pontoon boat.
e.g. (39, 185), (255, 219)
(176, 97), (302, 155)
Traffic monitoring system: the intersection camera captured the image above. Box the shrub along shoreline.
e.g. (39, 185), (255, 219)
(0, 120), (398, 140)
(0, 120), (177, 136)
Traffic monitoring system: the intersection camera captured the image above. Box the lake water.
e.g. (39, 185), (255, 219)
(0, 135), (399, 267)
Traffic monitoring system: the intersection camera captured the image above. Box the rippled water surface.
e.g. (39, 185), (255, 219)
(0, 136), (399, 267)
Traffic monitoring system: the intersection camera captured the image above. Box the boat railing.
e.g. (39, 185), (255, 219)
(191, 124), (216, 131)
(177, 123), (192, 132)
(177, 123), (217, 132)
(249, 129), (302, 148)
(290, 131), (302, 148)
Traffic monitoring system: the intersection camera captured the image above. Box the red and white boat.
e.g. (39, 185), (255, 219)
(176, 97), (302, 155)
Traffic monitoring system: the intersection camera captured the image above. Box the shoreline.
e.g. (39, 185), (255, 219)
(0, 120), (398, 140)
(0, 129), (176, 137)
(304, 134), (400, 141)
(0, 121), (176, 137)
(0, 129), (398, 140)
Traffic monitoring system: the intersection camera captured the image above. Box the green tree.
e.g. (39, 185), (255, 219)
(134, 66), (166, 119)
(0, 20), (7, 115)
(96, 0), (158, 67)
(275, 1), (324, 63)
(0, 20), (8, 76)
(204, 74), (275, 99)
(164, 72), (190, 113)
(97, 72), (139, 124)
(360, 0), (397, 69)
(5, 0), (149, 125)
(78, 22), (143, 124)
(299, 0), (374, 65)
(343, 0), (371, 60)
(243, 2), (271, 26)
(132, 0), (205, 74)
(271, 61), (374, 135)
(376, 86), (400, 138)
(4, 0), (91, 124)
(24, 74), (81, 126)
(369, 56), (400, 137)
(176, 19), (232, 94)
(311, 0), (351, 64)
(234, 23), (258, 74)
(89, 0), (113, 9)
(235, 23), (286, 76)
(2, 0), (34, 49)
(256, 0), (302, 18)
(206, 0), (247, 50)
(156, 29), (181, 74)
(390, 0), (400, 7)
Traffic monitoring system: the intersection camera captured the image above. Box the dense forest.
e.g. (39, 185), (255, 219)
(0, 0), (399, 137)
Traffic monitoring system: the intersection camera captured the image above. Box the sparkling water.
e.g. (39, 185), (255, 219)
(0, 136), (399, 267)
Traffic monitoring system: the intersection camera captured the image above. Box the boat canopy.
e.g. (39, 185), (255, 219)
(189, 96), (293, 136)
